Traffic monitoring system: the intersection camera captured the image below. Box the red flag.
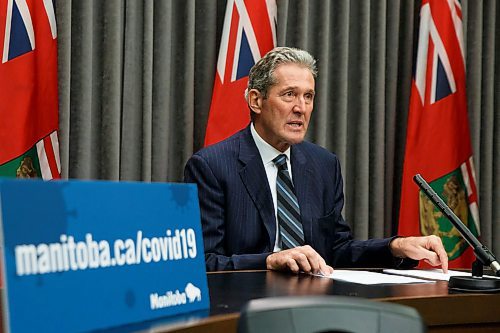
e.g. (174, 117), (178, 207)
(399, 0), (479, 268)
(204, 0), (276, 146)
(0, 0), (61, 179)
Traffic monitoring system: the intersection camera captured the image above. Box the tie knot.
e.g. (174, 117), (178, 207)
(273, 154), (288, 170)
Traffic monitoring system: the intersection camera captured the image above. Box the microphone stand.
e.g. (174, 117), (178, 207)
(413, 174), (500, 292)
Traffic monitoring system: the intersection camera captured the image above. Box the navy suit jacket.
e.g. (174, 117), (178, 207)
(185, 125), (412, 271)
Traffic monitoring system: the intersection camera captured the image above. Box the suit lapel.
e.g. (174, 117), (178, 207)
(238, 127), (276, 247)
(291, 144), (313, 244)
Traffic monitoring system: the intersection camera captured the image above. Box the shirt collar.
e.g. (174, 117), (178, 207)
(251, 122), (291, 165)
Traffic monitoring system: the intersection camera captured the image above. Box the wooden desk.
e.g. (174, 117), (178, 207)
(90, 271), (500, 333)
(108, 270), (500, 333)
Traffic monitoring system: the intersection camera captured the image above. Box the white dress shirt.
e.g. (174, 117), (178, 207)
(250, 123), (293, 252)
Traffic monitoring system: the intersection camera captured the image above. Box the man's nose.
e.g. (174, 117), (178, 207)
(292, 96), (307, 113)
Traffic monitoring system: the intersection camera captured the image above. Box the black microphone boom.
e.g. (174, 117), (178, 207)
(413, 174), (500, 292)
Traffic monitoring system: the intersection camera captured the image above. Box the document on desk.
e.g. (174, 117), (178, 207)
(383, 269), (500, 281)
(318, 270), (434, 285)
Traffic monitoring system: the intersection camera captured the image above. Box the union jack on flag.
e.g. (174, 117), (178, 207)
(0, 0), (61, 179)
(399, 0), (479, 268)
(413, 0), (464, 105)
(204, 0), (276, 146)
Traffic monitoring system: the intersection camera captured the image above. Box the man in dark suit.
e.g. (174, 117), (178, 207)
(185, 47), (448, 274)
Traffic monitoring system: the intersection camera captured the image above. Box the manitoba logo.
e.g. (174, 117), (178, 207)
(150, 283), (201, 310)
(184, 283), (201, 303)
(418, 168), (480, 260)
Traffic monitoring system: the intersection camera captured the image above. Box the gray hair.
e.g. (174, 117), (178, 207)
(244, 47), (317, 100)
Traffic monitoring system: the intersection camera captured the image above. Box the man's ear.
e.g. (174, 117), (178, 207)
(247, 89), (263, 115)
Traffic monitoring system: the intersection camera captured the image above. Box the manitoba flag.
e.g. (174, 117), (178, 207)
(0, 0), (61, 179)
(399, 0), (479, 268)
(204, 0), (276, 146)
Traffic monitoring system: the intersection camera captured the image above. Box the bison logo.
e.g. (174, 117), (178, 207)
(184, 283), (201, 303)
(16, 156), (38, 178)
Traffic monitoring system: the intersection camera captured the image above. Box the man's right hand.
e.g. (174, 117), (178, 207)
(266, 245), (334, 275)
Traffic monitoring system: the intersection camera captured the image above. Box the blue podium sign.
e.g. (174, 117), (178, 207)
(0, 179), (209, 332)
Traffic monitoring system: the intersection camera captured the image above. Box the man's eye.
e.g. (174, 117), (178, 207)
(281, 91), (295, 101)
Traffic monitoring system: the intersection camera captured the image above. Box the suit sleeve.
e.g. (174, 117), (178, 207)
(327, 158), (418, 269)
(184, 154), (270, 271)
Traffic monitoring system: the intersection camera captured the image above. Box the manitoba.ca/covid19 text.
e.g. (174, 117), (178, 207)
(14, 229), (197, 276)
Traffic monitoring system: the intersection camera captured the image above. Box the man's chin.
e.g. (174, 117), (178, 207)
(284, 134), (306, 145)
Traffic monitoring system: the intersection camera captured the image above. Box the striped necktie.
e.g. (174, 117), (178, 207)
(273, 154), (305, 249)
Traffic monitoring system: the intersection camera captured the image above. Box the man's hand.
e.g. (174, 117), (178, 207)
(266, 245), (334, 275)
(390, 235), (449, 273)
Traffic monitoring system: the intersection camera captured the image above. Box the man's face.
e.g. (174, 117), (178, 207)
(252, 63), (315, 152)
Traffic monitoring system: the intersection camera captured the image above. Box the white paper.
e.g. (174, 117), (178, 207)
(317, 270), (434, 285)
(383, 269), (500, 281)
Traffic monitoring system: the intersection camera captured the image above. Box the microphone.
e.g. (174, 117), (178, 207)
(413, 174), (500, 292)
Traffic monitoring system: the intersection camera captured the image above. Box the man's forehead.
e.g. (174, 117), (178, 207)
(272, 72), (315, 91)
(273, 62), (313, 74)
(276, 84), (315, 92)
